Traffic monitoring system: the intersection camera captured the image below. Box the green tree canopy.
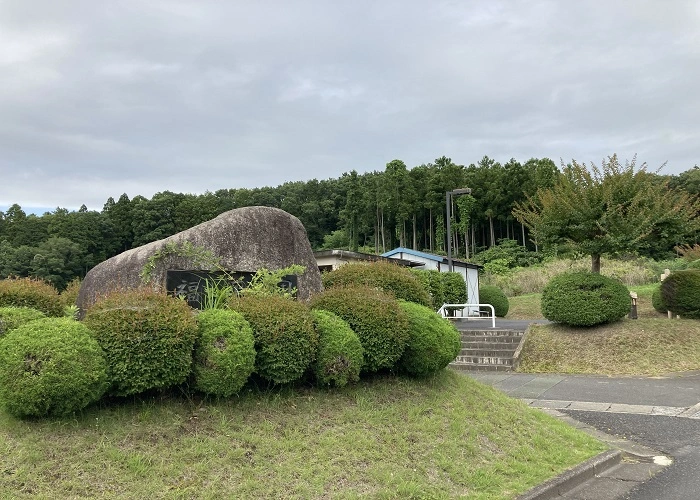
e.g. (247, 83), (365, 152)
(513, 154), (700, 272)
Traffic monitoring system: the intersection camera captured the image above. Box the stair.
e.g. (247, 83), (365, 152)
(449, 329), (525, 371)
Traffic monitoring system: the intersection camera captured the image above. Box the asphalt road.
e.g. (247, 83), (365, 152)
(467, 372), (700, 499)
(562, 411), (700, 500)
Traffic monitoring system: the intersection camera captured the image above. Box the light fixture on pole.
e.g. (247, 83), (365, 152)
(446, 188), (472, 272)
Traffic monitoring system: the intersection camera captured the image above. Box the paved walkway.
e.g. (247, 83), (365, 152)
(464, 372), (700, 499)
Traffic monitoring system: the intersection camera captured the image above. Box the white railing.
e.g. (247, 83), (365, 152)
(437, 303), (496, 329)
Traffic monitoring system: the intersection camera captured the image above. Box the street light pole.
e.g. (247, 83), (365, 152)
(446, 188), (472, 273)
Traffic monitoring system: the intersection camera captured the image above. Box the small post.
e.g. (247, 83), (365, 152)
(629, 291), (638, 319)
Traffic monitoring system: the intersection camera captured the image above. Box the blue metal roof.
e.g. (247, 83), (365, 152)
(381, 247), (482, 269)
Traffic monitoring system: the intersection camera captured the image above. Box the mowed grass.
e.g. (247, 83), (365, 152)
(0, 371), (605, 499)
(513, 285), (700, 375)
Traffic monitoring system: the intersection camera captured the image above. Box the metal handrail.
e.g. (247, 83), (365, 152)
(437, 303), (496, 329)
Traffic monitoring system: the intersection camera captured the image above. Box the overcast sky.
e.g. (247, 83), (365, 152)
(1, 0), (698, 213)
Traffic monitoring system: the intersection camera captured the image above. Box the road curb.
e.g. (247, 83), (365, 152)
(516, 449), (622, 500)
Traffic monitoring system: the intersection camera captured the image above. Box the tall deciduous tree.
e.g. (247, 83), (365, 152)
(513, 155), (700, 272)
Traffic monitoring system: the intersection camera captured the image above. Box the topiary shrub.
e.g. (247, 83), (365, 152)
(397, 301), (461, 377)
(479, 285), (509, 317)
(311, 309), (363, 387)
(310, 285), (409, 373)
(441, 272), (467, 304)
(229, 295), (317, 384)
(321, 261), (431, 307)
(411, 269), (445, 309)
(0, 318), (108, 418)
(661, 270), (700, 319)
(0, 307), (46, 337)
(0, 277), (63, 317)
(192, 309), (256, 397)
(541, 272), (630, 327)
(83, 289), (198, 396)
(651, 285), (667, 313)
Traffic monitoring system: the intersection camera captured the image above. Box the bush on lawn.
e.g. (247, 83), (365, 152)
(230, 295), (317, 384)
(651, 285), (667, 313)
(541, 272), (630, 327)
(321, 261), (431, 307)
(83, 289), (198, 396)
(661, 270), (700, 319)
(0, 307), (46, 337)
(442, 272), (467, 305)
(310, 285), (409, 373)
(0, 318), (108, 418)
(0, 277), (63, 317)
(479, 285), (509, 317)
(397, 301), (461, 377)
(311, 309), (363, 387)
(192, 309), (256, 397)
(411, 269), (445, 309)
(687, 259), (700, 270)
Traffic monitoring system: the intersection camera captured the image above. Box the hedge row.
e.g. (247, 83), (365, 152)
(0, 281), (460, 418)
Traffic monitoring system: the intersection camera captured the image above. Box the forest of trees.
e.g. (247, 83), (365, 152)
(1, 156), (698, 290)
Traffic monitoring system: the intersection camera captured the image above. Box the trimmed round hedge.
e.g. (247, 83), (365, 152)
(311, 309), (363, 387)
(442, 272), (467, 304)
(310, 285), (409, 373)
(411, 269), (445, 309)
(651, 285), (667, 313)
(478, 285), (509, 317)
(541, 272), (630, 327)
(83, 289), (198, 397)
(661, 270), (700, 319)
(321, 261), (432, 307)
(397, 301), (461, 377)
(0, 277), (63, 317)
(193, 309), (256, 397)
(0, 307), (46, 337)
(230, 295), (317, 384)
(0, 318), (108, 418)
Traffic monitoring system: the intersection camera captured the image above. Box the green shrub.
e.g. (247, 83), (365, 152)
(0, 318), (108, 418)
(397, 301), (461, 377)
(661, 270), (700, 319)
(230, 295), (317, 384)
(411, 269), (445, 309)
(310, 285), (409, 373)
(83, 289), (198, 397)
(442, 272), (467, 304)
(479, 285), (510, 317)
(61, 278), (82, 307)
(311, 309), (363, 387)
(651, 285), (667, 313)
(0, 307), (47, 337)
(0, 277), (63, 317)
(321, 261), (431, 307)
(473, 239), (544, 269)
(192, 309), (256, 397)
(541, 272), (630, 327)
(687, 259), (700, 270)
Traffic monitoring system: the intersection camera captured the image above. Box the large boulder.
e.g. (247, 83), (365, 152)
(77, 206), (323, 312)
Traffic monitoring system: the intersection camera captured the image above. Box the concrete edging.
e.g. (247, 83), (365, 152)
(516, 449), (622, 500)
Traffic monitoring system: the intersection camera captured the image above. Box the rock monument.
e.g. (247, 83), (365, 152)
(77, 206), (323, 312)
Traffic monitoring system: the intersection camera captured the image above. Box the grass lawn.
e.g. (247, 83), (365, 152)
(510, 285), (700, 375)
(0, 371), (605, 499)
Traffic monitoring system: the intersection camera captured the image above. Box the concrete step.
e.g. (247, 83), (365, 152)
(458, 329), (523, 337)
(461, 338), (522, 348)
(449, 362), (514, 372)
(460, 348), (518, 358)
(454, 355), (513, 366)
